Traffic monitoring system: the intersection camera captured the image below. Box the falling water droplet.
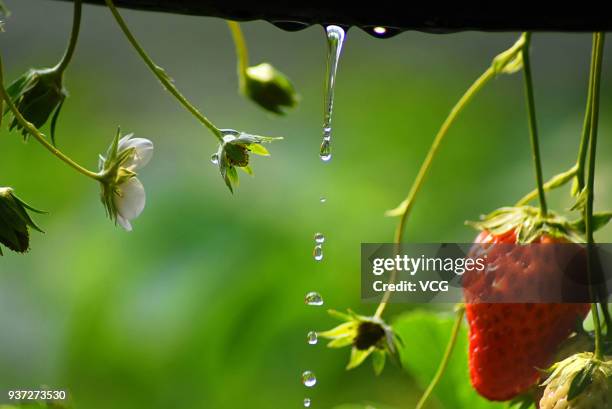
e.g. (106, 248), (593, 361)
(314, 232), (325, 244)
(320, 138), (332, 162)
(305, 292), (324, 306)
(210, 153), (219, 165)
(303, 397), (312, 407)
(302, 371), (317, 387)
(320, 197), (327, 203)
(307, 331), (318, 345)
(320, 25), (345, 162)
(313, 244), (323, 261)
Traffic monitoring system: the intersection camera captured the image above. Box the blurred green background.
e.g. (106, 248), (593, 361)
(1, 1), (612, 408)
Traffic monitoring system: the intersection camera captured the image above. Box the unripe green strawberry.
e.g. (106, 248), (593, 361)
(539, 353), (612, 409)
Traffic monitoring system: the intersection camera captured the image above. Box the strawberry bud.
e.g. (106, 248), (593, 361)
(243, 63), (298, 115)
(3, 67), (67, 142)
(0, 187), (44, 255)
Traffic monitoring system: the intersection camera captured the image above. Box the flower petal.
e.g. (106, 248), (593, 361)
(119, 135), (154, 170)
(114, 177), (146, 224)
(116, 214), (133, 232)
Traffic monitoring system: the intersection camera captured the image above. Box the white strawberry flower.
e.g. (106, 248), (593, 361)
(99, 130), (154, 231)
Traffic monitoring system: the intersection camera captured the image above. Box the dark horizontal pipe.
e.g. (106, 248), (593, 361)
(49, 1), (612, 34)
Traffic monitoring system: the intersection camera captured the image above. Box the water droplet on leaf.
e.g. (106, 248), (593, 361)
(303, 397), (312, 407)
(314, 232), (325, 244)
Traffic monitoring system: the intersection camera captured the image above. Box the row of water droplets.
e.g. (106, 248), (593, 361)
(302, 24), (346, 408)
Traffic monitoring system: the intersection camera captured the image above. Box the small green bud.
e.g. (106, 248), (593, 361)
(243, 63), (298, 115)
(491, 33), (526, 75)
(3, 67), (67, 143)
(0, 187), (44, 255)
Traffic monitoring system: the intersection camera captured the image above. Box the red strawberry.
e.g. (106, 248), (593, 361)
(464, 207), (591, 401)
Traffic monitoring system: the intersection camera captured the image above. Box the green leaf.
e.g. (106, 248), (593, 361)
(393, 310), (505, 409)
(567, 361), (595, 401)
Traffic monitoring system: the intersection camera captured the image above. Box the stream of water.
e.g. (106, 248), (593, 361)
(302, 24), (347, 408)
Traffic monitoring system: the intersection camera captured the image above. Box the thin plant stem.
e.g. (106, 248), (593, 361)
(227, 21), (249, 91)
(54, 0), (82, 74)
(521, 32), (547, 217)
(576, 35), (598, 191)
(104, 0), (223, 142)
(415, 306), (465, 409)
(0, 56), (100, 181)
(601, 303), (612, 337)
(584, 32), (605, 360)
(374, 66), (496, 319)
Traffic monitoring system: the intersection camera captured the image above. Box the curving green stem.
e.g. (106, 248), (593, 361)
(521, 33), (547, 217)
(584, 32), (605, 359)
(516, 165), (577, 206)
(0, 56), (101, 181)
(104, 0), (223, 142)
(227, 21), (249, 91)
(374, 66), (496, 319)
(415, 306), (465, 409)
(54, 0), (82, 74)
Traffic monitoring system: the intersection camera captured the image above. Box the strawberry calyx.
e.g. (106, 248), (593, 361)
(540, 352), (612, 406)
(467, 206), (587, 244)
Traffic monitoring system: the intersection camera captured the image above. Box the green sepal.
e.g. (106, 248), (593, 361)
(569, 212), (612, 234)
(506, 395), (535, 409)
(467, 206), (585, 243)
(571, 187), (588, 211)
(248, 143), (270, 156)
(50, 97), (65, 146)
(239, 165), (253, 175)
(372, 349), (386, 376)
(346, 346), (375, 370)
(567, 360), (596, 401)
